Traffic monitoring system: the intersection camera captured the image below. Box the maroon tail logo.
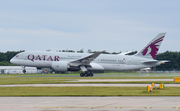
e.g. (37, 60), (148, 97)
(142, 36), (164, 59)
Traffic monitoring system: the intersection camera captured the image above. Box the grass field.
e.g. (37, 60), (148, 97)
(0, 72), (179, 84)
(0, 87), (180, 96)
(0, 76), (178, 84)
(1, 71), (180, 77)
(0, 73), (180, 96)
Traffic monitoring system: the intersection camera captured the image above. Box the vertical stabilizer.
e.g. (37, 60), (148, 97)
(135, 33), (166, 59)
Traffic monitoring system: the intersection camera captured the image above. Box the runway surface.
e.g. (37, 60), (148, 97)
(68, 79), (173, 82)
(1, 97), (180, 111)
(0, 78), (179, 111)
(0, 79), (178, 87)
(1, 83), (180, 87)
(2, 73), (180, 77)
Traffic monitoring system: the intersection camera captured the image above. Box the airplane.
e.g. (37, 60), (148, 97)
(10, 33), (168, 77)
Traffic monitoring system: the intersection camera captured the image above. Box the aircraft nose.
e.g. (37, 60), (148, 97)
(10, 58), (14, 64)
(10, 58), (18, 64)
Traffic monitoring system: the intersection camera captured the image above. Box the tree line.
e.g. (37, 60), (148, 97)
(0, 50), (177, 71)
(0, 50), (25, 66)
(155, 51), (180, 71)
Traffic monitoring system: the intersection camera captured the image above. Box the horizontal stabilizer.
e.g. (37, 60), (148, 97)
(159, 60), (170, 64)
(141, 60), (159, 64)
(141, 60), (170, 64)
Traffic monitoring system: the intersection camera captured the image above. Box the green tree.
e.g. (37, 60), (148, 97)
(77, 49), (84, 53)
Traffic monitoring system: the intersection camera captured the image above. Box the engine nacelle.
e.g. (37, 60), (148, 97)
(52, 61), (69, 72)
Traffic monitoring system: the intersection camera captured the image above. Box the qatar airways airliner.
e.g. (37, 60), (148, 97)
(10, 33), (168, 77)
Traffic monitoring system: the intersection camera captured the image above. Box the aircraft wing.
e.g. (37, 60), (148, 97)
(69, 50), (105, 66)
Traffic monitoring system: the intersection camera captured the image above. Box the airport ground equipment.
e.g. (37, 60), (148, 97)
(147, 85), (153, 92)
(174, 77), (180, 82)
(152, 83), (155, 89)
(160, 83), (164, 89)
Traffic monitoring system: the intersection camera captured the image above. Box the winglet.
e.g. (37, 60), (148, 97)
(135, 33), (166, 59)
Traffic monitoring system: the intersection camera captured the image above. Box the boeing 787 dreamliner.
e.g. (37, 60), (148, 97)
(10, 33), (168, 77)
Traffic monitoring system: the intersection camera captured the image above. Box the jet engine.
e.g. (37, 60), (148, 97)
(52, 61), (70, 72)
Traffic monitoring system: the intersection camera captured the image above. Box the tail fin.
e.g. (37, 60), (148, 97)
(135, 33), (166, 59)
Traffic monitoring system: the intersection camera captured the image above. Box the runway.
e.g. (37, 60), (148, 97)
(1, 83), (180, 87)
(0, 78), (178, 87)
(1, 97), (180, 111)
(68, 79), (173, 82)
(0, 79), (179, 111)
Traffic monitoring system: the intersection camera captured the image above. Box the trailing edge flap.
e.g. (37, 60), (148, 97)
(69, 50), (105, 66)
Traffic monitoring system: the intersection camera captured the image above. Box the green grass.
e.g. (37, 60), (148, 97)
(63, 81), (180, 84)
(0, 76), (178, 84)
(0, 73), (78, 76)
(0, 75), (179, 84)
(0, 87), (179, 96)
(0, 71), (179, 84)
(0, 77), (65, 84)
(0, 73), (179, 96)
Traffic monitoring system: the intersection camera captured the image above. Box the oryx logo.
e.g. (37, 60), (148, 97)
(142, 36), (164, 59)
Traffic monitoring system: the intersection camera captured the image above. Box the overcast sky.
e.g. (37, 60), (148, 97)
(0, 0), (179, 53)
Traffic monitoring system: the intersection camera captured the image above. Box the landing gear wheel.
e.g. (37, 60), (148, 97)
(85, 72), (90, 77)
(22, 70), (26, 74)
(85, 73), (89, 77)
(89, 73), (93, 77)
(80, 73), (85, 77)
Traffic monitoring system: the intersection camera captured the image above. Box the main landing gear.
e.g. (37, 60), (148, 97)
(79, 65), (94, 77)
(80, 72), (94, 77)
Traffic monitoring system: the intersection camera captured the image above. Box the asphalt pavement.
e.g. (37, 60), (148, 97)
(1, 97), (180, 111)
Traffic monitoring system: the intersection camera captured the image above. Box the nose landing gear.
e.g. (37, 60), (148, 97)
(22, 66), (26, 74)
(23, 70), (26, 74)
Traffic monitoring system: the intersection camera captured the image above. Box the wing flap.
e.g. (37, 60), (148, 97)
(69, 50), (105, 66)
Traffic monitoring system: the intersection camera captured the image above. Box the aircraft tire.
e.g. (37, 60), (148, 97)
(23, 70), (26, 74)
(85, 74), (89, 77)
(85, 72), (90, 77)
(89, 73), (93, 77)
(80, 73), (85, 77)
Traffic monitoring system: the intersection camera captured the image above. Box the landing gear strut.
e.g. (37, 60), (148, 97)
(79, 66), (94, 77)
(89, 73), (93, 77)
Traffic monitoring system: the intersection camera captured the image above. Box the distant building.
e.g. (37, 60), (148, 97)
(0, 66), (37, 74)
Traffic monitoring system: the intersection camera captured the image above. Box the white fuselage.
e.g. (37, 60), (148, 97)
(10, 51), (161, 71)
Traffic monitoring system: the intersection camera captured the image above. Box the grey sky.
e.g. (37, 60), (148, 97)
(0, 0), (179, 53)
